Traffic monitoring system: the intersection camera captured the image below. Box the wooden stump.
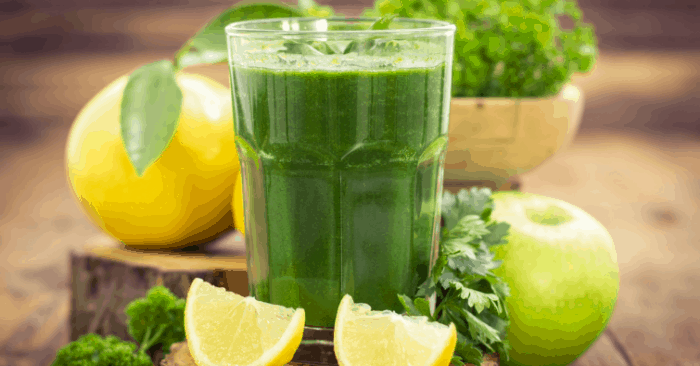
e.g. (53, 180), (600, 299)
(161, 341), (500, 366)
(443, 175), (522, 194)
(69, 229), (248, 365)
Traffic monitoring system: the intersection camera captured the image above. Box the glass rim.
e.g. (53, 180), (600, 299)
(224, 17), (456, 37)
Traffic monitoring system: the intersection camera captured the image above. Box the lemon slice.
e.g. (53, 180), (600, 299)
(334, 294), (457, 366)
(185, 278), (305, 366)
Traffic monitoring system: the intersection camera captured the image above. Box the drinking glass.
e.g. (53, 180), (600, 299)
(226, 17), (455, 364)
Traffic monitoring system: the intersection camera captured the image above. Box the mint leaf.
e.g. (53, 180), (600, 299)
(175, 3), (303, 69)
(120, 60), (182, 176)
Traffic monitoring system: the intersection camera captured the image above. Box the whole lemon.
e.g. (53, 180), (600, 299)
(490, 191), (619, 366)
(232, 172), (245, 236)
(66, 73), (239, 249)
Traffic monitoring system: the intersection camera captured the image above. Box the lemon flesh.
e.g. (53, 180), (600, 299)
(185, 279), (305, 366)
(334, 294), (457, 366)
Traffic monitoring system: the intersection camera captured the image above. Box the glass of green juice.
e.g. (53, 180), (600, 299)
(225, 16), (455, 356)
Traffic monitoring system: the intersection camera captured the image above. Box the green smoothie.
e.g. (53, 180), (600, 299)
(231, 62), (449, 327)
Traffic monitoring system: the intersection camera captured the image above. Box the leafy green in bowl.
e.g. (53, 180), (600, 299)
(362, 0), (598, 98)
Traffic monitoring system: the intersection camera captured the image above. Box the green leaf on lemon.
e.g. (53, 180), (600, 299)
(175, 2), (303, 69)
(120, 60), (182, 177)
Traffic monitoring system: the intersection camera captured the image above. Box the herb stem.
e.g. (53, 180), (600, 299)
(138, 324), (167, 354)
(138, 326), (152, 354)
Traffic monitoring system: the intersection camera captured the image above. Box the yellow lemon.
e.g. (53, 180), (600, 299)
(334, 294), (457, 366)
(185, 278), (305, 366)
(233, 171), (245, 235)
(66, 73), (239, 249)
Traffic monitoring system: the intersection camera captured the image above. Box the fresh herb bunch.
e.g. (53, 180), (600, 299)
(52, 285), (186, 365)
(51, 334), (153, 366)
(399, 187), (512, 366)
(362, 0), (597, 98)
(125, 285), (186, 356)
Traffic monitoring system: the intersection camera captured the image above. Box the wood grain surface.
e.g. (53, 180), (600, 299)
(2, 1), (700, 365)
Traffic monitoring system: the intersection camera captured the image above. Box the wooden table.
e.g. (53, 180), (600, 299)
(2, 2), (700, 366)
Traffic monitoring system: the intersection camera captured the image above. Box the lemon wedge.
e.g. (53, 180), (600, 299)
(185, 278), (305, 366)
(334, 294), (457, 366)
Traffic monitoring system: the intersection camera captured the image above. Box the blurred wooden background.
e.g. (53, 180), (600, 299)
(1, 0), (700, 365)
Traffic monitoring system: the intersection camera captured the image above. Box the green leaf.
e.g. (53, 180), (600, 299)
(415, 276), (437, 298)
(398, 294), (422, 316)
(442, 189), (495, 231)
(458, 187), (495, 220)
(359, 0), (597, 96)
(490, 280), (511, 300)
(413, 297), (433, 319)
(482, 222), (511, 248)
(497, 338), (512, 362)
(377, 0), (403, 15)
(445, 215), (490, 242)
(457, 306), (503, 346)
(455, 332), (485, 365)
(297, 0), (336, 17)
(442, 237), (478, 259)
(438, 272), (501, 314)
(459, 286), (502, 314)
(447, 247), (500, 277)
(370, 13), (397, 30)
(479, 307), (510, 338)
(120, 60), (182, 177)
(175, 2), (303, 69)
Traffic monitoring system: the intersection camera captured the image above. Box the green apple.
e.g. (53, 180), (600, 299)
(490, 191), (619, 366)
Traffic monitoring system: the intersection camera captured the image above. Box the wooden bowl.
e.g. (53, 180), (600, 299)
(444, 84), (585, 188)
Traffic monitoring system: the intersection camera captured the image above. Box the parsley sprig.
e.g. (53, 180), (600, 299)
(399, 188), (512, 366)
